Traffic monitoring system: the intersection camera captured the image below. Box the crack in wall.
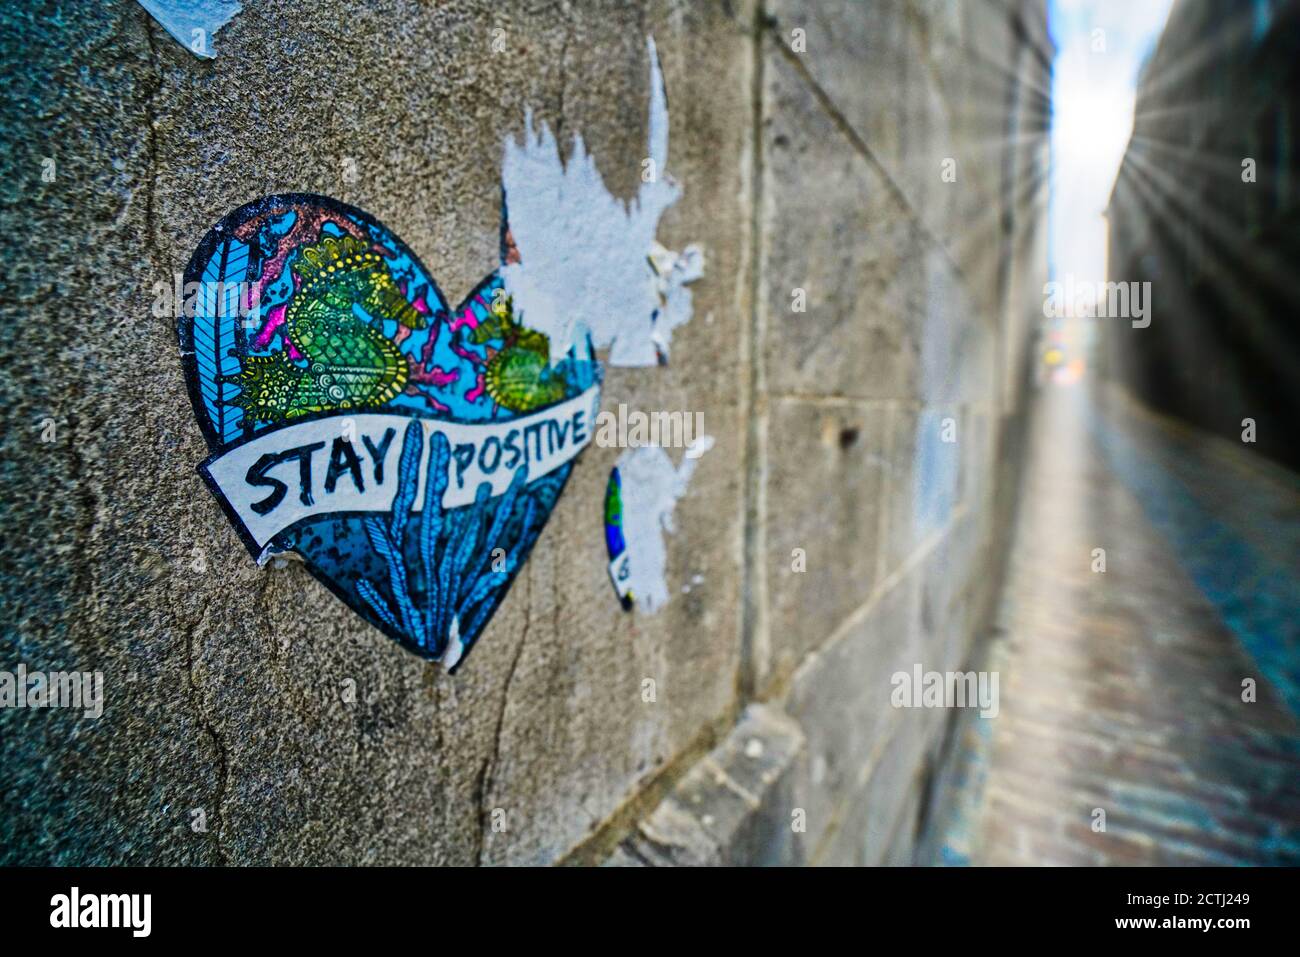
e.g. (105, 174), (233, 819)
(185, 609), (230, 864)
(136, 4), (165, 270)
(554, 19), (569, 148)
(475, 565), (531, 865)
(62, 412), (102, 639)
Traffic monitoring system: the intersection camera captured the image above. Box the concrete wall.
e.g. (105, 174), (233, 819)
(0, 0), (1048, 866)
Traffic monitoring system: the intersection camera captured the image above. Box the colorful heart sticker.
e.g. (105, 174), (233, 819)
(178, 194), (601, 668)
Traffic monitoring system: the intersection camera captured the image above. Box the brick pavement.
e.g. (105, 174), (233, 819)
(929, 382), (1300, 866)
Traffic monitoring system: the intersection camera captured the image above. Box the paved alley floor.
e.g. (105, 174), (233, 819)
(930, 381), (1300, 866)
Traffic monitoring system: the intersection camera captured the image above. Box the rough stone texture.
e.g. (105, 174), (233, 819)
(1, 0), (1049, 866)
(761, 46), (921, 403)
(763, 398), (889, 682)
(785, 574), (922, 855)
(709, 0), (1048, 864)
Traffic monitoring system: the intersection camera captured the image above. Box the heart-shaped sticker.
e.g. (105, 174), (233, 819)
(178, 194), (601, 669)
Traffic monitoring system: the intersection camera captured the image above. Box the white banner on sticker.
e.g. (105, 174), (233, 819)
(608, 552), (633, 599)
(201, 384), (601, 552)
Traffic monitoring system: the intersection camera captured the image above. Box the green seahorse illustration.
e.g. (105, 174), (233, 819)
(471, 295), (568, 413)
(227, 236), (426, 423)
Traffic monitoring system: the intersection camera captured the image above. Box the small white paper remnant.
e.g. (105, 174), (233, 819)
(614, 435), (714, 613)
(137, 0), (242, 60)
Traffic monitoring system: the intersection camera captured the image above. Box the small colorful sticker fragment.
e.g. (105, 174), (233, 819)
(605, 466), (633, 610)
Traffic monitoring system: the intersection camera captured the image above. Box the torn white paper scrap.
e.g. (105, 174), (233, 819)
(614, 436), (714, 613)
(500, 36), (704, 368)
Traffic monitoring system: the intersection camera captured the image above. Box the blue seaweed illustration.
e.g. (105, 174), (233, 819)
(191, 237), (250, 444)
(357, 420), (537, 661)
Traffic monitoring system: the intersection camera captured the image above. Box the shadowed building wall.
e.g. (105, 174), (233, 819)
(1105, 0), (1300, 471)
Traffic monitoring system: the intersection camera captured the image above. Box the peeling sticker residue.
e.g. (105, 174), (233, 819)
(608, 436), (714, 613)
(137, 0), (242, 60)
(499, 33), (709, 614)
(648, 240), (705, 364)
(500, 36), (703, 367)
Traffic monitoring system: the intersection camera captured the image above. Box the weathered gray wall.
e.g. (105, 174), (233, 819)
(0, 0), (1048, 865)
(614, 0), (1052, 866)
